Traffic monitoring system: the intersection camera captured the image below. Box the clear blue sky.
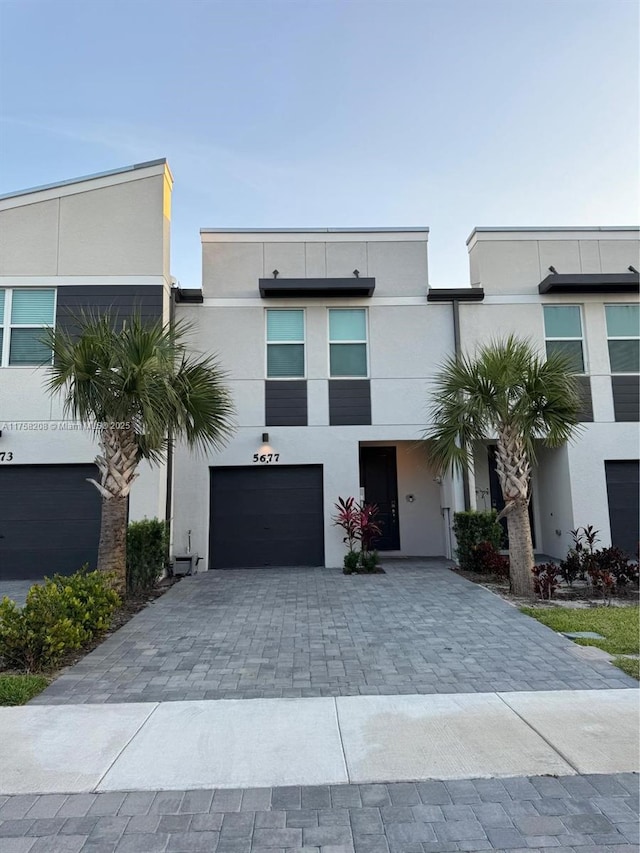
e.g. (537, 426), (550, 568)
(1, 0), (638, 287)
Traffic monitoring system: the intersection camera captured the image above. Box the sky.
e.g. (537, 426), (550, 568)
(0, 0), (638, 288)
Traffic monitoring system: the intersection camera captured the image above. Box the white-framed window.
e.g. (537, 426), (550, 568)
(0, 288), (56, 367)
(543, 305), (585, 373)
(266, 309), (305, 378)
(328, 308), (368, 378)
(605, 304), (639, 374)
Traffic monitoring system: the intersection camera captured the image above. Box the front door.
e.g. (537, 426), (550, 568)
(359, 446), (400, 550)
(487, 446), (535, 548)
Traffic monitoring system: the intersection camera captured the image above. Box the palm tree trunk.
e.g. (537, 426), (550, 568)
(507, 498), (535, 597)
(97, 495), (128, 593)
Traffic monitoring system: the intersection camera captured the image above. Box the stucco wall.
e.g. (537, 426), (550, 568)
(0, 172), (169, 278)
(468, 230), (639, 295)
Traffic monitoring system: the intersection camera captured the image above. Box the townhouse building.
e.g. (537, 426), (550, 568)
(171, 227), (463, 570)
(0, 159), (637, 579)
(459, 227), (639, 559)
(0, 160), (173, 579)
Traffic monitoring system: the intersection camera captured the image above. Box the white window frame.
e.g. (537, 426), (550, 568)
(0, 287), (57, 368)
(605, 303), (640, 375)
(264, 308), (306, 380)
(327, 308), (369, 379)
(543, 304), (587, 374)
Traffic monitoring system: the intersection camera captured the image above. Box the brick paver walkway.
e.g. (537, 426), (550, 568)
(32, 562), (635, 704)
(0, 774), (637, 852)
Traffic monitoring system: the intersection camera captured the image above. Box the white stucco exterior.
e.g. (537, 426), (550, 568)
(463, 227), (640, 558)
(0, 161), (173, 552)
(1, 159), (637, 576)
(172, 229), (453, 569)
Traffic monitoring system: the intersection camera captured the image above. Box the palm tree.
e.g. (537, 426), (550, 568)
(45, 314), (235, 592)
(423, 336), (581, 597)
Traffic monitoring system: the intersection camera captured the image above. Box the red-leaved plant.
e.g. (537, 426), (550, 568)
(333, 498), (383, 553)
(532, 562), (562, 600)
(358, 503), (382, 556)
(333, 496), (360, 552)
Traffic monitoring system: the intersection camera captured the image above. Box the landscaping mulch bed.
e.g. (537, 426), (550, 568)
(452, 566), (639, 609)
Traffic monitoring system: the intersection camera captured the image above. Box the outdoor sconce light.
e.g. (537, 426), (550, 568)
(548, 265), (558, 274)
(272, 269), (279, 278)
(353, 269), (360, 278)
(262, 433), (269, 443)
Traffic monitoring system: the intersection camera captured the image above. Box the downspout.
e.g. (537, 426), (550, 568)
(164, 288), (175, 561)
(452, 298), (471, 510)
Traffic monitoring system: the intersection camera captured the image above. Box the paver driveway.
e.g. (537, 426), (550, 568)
(33, 560), (636, 704)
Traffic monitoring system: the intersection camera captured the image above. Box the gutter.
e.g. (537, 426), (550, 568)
(164, 289), (176, 559)
(451, 299), (472, 510)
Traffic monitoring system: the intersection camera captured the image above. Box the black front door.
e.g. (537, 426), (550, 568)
(359, 446), (400, 550)
(487, 446), (536, 548)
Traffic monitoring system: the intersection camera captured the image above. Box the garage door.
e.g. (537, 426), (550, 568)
(209, 465), (324, 568)
(605, 460), (639, 557)
(0, 465), (102, 580)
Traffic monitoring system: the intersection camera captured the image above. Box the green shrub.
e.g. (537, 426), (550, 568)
(54, 565), (121, 637)
(452, 510), (504, 572)
(0, 569), (120, 672)
(127, 518), (168, 594)
(0, 589), (84, 671)
(360, 550), (379, 572)
(0, 674), (49, 705)
(343, 550), (359, 573)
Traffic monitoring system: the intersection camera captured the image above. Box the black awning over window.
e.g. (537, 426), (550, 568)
(259, 278), (375, 298)
(538, 272), (639, 294)
(426, 288), (484, 301)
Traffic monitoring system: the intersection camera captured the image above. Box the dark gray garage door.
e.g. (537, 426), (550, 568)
(605, 460), (639, 557)
(0, 465), (102, 580)
(209, 465), (324, 568)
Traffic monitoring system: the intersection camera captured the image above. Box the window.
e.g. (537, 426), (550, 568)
(606, 304), (639, 373)
(329, 309), (368, 377)
(543, 305), (584, 372)
(266, 309), (305, 378)
(0, 288), (55, 367)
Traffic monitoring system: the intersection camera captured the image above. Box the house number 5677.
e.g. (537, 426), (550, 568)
(253, 453), (279, 463)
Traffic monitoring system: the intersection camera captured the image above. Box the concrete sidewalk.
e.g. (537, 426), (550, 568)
(3, 689), (638, 796)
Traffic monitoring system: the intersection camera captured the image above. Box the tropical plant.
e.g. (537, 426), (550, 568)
(45, 314), (234, 592)
(532, 562), (562, 600)
(358, 503), (382, 557)
(333, 497), (383, 571)
(452, 510), (504, 572)
(423, 336), (581, 597)
(472, 541), (510, 577)
(333, 497), (360, 553)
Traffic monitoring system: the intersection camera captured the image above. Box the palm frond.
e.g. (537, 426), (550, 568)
(422, 335), (581, 473)
(44, 312), (236, 459)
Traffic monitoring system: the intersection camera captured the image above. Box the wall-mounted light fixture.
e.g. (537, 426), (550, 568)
(262, 432), (269, 443)
(353, 269), (360, 278)
(629, 265), (639, 274)
(272, 269), (279, 279)
(548, 265), (558, 274)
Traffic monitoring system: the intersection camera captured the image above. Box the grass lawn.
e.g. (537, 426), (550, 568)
(520, 605), (639, 680)
(0, 673), (49, 706)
